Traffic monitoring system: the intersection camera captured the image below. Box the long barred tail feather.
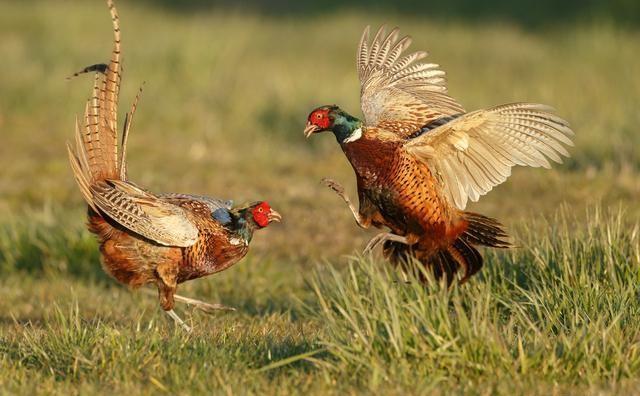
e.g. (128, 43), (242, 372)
(68, 0), (134, 210)
(120, 82), (144, 180)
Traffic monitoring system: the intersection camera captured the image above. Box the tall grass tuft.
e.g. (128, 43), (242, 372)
(310, 208), (640, 390)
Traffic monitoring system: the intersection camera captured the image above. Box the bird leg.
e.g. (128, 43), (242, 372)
(173, 294), (235, 314)
(166, 309), (192, 333)
(142, 288), (235, 315)
(321, 178), (369, 229)
(156, 282), (192, 333)
(155, 262), (194, 333)
(364, 232), (409, 254)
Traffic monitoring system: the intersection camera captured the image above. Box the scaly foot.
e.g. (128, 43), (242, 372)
(173, 294), (235, 314)
(143, 288), (235, 315)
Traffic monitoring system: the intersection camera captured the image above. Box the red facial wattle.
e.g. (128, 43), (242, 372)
(309, 109), (332, 130)
(252, 202), (271, 228)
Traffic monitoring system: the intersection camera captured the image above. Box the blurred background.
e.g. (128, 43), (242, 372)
(0, 0), (638, 267)
(0, 2), (639, 392)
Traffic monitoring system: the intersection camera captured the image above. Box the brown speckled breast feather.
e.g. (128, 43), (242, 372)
(342, 128), (461, 251)
(88, 198), (250, 287)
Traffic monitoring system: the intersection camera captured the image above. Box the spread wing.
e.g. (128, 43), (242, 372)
(91, 180), (199, 247)
(404, 103), (574, 210)
(358, 25), (464, 134)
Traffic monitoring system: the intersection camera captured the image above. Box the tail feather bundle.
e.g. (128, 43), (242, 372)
(67, 0), (141, 208)
(384, 211), (511, 284)
(462, 212), (512, 249)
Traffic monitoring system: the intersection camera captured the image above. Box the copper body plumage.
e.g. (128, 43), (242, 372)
(306, 26), (574, 284)
(67, 1), (280, 330)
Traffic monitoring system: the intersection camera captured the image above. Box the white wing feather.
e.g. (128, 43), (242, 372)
(405, 103), (574, 209)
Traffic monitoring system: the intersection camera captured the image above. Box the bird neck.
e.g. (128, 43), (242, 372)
(331, 110), (363, 144)
(230, 210), (257, 243)
(237, 220), (254, 243)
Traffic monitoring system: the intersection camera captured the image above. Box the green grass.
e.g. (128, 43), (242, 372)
(311, 209), (640, 390)
(1, 207), (639, 394)
(1, 0), (639, 394)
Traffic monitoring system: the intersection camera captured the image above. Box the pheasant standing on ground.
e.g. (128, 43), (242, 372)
(304, 26), (573, 284)
(67, 0), (281, 331)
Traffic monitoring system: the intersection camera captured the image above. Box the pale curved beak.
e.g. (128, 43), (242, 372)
(268, 209), (282, 223)
(304, 122), (320, 138)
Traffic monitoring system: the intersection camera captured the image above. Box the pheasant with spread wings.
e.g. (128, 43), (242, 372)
(304, 26), (573, 283)
(67, 0), (280, 331)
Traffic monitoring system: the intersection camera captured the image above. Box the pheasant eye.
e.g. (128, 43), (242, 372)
(316, 113), (322, 119)
(258, 207), (264, 213)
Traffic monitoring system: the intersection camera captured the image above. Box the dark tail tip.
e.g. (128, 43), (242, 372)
(66, 63), (108, 80)
(462, 212), (512, 248)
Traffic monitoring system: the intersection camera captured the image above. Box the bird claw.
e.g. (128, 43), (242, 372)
(192, 302), (236, 314)
(364, 233), (409, 254)
(321, 177), (370, 229)
(321, 177), (346, 196)
(363, 234), (385, 254)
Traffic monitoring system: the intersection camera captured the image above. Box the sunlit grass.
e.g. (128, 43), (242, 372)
(1, 207), (638, 394)
(1, 0), (639, 393)
(310, 208), (640, 392)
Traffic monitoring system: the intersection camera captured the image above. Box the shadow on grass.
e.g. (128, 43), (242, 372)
(0, 303), (323, 382)
(217, 294), (310, 318)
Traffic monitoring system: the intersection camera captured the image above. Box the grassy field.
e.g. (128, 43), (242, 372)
(1, 0), (639, 394)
